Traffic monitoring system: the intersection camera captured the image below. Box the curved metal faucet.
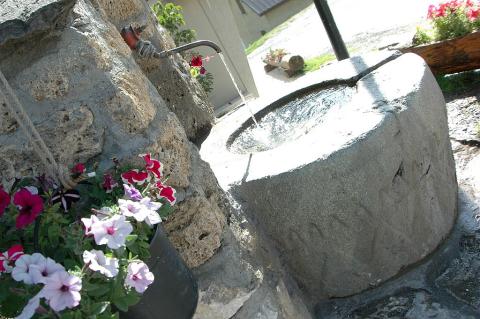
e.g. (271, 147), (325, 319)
(120, 25), (222, 58)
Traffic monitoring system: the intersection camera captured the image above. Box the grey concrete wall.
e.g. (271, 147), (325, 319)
(229, 0), (312, 47)
(149, 0), (258, 108)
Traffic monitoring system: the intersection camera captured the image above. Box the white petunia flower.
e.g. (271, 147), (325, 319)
(139, 197), (162, 226)
(29, 257), (65, 284)
(15, 292), (42, 319)
(83, 250), (119, 278)
(12, 253), (46, 285)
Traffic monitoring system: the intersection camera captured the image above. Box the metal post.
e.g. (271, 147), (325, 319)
(312, 0), (349, 60)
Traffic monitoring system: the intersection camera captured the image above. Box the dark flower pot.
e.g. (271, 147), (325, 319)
(125, 225), (198, 319)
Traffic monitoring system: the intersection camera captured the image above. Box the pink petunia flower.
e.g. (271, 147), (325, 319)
(41, 271), (82, 312)
(0, 244), (23, 273)
(0, 185), (10, 217)
(467, 7), (480, 20)
(141, 154), (163, 180)
(121, 170), (150, 185)
(90, 215), (133, 249)
(71, 163), (86, 175)
(12, 253), (46, 284)
(82, 250), (119, 278)
(13, 188), (44, 229)
(155, 181), (176, 205)
(29, 257), (65, 284)
(125, 262), (154, 293)
(102, 173), (118, 193)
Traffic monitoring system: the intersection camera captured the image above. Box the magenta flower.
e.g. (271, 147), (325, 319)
(13, 188), (44, 229)
(102, 173), (118, 193)
(123, 184), (143, 201)
(155, 181), (176, 205)
(125, 262), (154, 293)
(141, 154), (163, 180)
(0, 244), (23, 273)
(0, 186), (10, 216)
(121, 169), (150, 185)
(41, 271), (82, 312)
(71, 163), (86, 175)
(190, 55), (203, 67)
(90, 215), (133, 249)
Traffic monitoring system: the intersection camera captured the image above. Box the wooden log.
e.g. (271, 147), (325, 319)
(264, 54), (305, 72)
(400, 31), (480, 75)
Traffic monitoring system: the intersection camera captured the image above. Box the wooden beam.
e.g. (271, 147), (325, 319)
(400, 31), (480, 75)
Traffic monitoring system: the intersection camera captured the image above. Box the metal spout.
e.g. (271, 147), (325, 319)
(120, 25), (222, 58)
(158, 40), (222, 57)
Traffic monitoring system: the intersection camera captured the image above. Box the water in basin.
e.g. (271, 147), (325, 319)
(229, 85), (355, 154)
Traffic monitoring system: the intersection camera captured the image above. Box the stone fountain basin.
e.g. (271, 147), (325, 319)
(201, 53), (457, 299)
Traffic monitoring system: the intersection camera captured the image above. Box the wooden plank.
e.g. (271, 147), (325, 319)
(400, 31), (480, 75)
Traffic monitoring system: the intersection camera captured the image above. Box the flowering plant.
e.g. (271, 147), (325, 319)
(263, 48), (288, 64)
(0, 154), (176, 318)
(414, 0), (480, 44)
(189, 55), (214, 94)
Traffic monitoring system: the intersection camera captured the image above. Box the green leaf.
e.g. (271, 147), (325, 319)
(84, 282), (111, 297)
(91, 301), (110, 316)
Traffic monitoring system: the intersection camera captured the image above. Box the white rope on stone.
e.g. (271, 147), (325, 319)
(0, 69), (76, 189)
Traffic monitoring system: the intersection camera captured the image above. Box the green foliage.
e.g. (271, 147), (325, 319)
(412, 26), (433, 45)
(435, 70), (480, 93)
(303, 53), (336, 73)
(151, 2), (195, 46)
(152, 1), (214, 94)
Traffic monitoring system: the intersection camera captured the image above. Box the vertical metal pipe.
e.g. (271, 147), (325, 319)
(312, 0), (349, 60)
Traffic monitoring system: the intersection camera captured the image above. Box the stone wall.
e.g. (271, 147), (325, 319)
(0, 0), (224, 268)
(0, 1), (312, 317)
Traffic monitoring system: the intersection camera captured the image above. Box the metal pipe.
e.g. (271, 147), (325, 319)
(156, 40), (222, 57)
(120, 25), (222, 58)
(312, 0), (349, 60)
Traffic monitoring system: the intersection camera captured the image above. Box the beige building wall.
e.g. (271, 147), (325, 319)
(229, 0), (312, 47)
(149, 0), (258, 108)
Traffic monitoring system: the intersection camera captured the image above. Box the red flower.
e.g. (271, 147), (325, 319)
(102, 173), (118, 193)
(466, 0), (475, 7)
(141, 154), (163, 180)
(427, 4), (437, 18)
(155, 182), (176, 205)
(121, 170), (150, 185)
(0, 186), (10, 217)
(13, 188), (44, 229)
(200, 67), (206, 75)
(190, 56), (203, 67)
(0, 244), (23, 273)
(72, 163), (86, 175)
